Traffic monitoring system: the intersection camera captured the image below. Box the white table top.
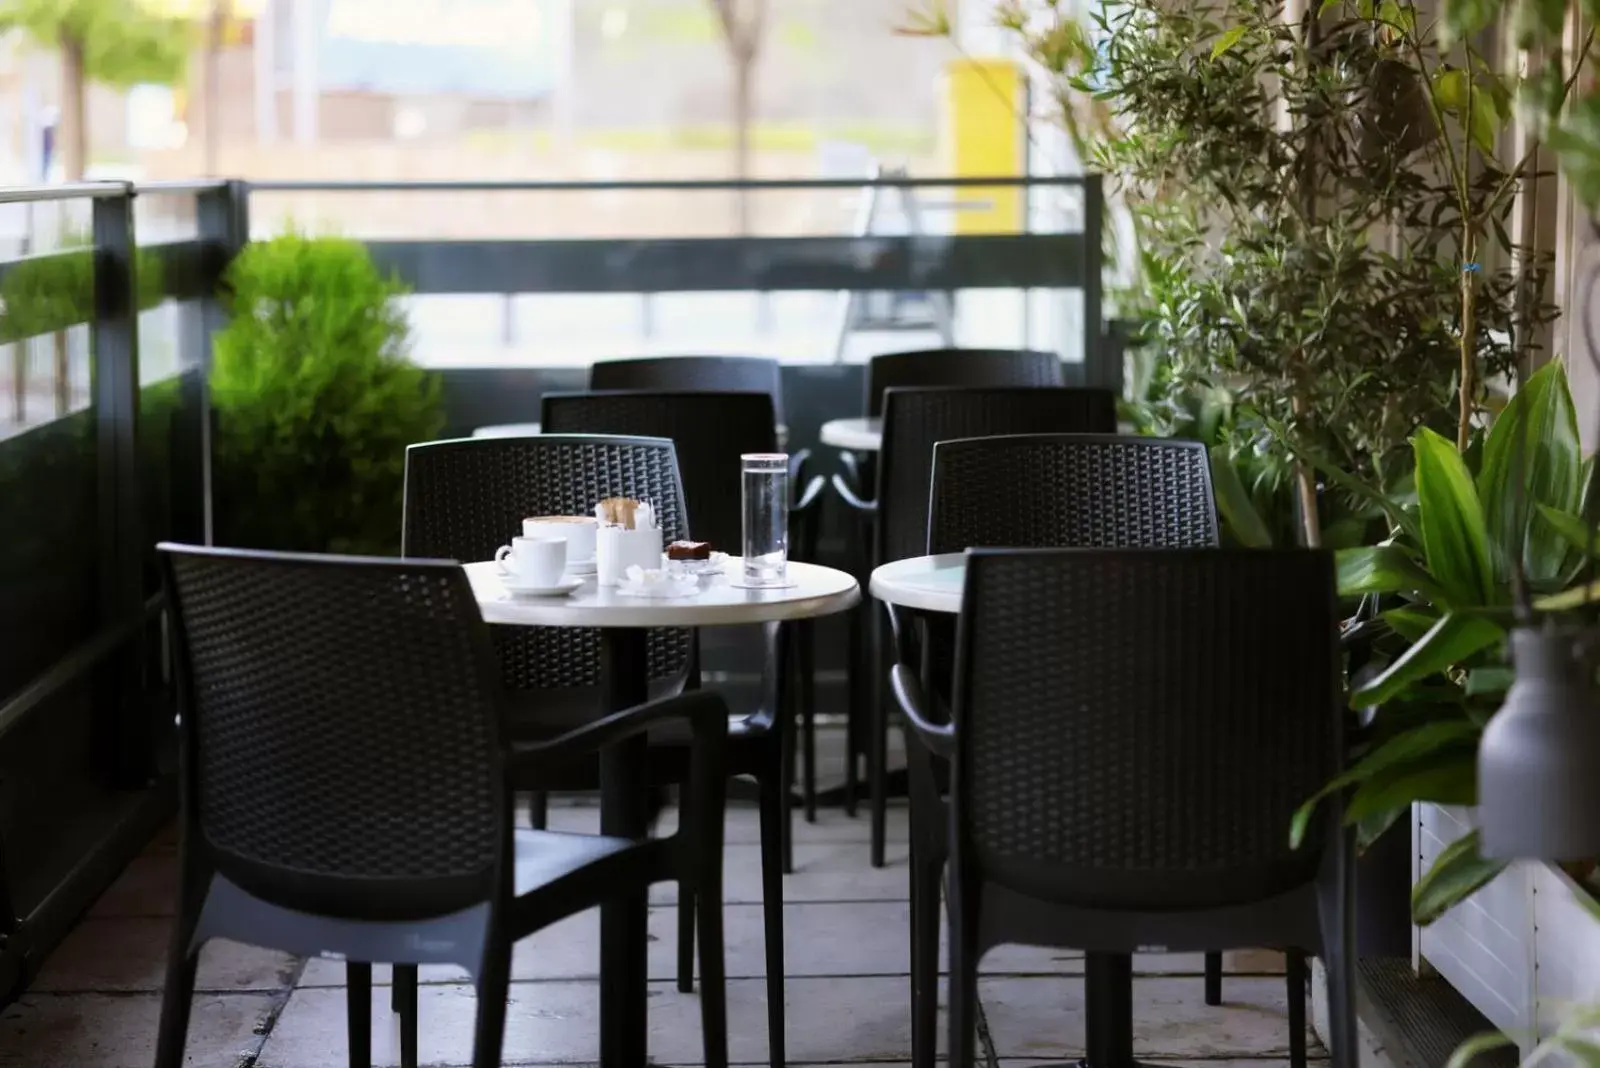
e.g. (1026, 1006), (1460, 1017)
(820, 417), (882, 452)
(869, 553), (966, 614)
(473, 421), (789, 447)
(468, 558), (859, 628)
(474, 422), (542, 437)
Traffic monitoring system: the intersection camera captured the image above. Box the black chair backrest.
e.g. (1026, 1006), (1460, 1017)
(953, 548), (1342, 910)
(864, 348), (1063, 418)
(876, 387), (1117, 565)
(542, 391), (776, 549)
(928, 434), (1219, 554)
(589, 356), (784, 422)
(401, 435), (692, 690)
(160, 544), (507, 921)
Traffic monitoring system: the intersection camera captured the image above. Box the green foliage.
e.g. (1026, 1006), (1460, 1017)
(0, 231), (166, 342)
(1013, 0), (1561, 506)
(1294, 363), (1593, 923)
(209, 234), (443, 555)
(0, 0), (188, 88)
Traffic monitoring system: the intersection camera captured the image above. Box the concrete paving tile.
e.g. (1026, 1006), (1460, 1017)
(0, 992), (275, 1068)
(88, 854), (181, 919)
(258, 975), (928, 1067)
(303, 900), (921, 988)
(651, 840), (911, 905)
(980, 946), (1286, 977)
(32, 918), (300, 994)
(980, 975), (1314, 1060)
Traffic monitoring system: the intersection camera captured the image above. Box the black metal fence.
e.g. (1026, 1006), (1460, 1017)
(0, 174), (1103, 1004)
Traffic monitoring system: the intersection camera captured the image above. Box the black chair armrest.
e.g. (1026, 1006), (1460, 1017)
(838, 450), (863, 491)
(793, 474), (826, 514)
(885, 602), (918, 668)
(891, 663), (954, 759)
(831, 472), (877, 515)
(788, 447), (813, 489)
(508, 689), (731, 778)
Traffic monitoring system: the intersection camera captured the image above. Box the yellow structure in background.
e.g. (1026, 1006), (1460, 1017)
(942, 58), (1025, 234)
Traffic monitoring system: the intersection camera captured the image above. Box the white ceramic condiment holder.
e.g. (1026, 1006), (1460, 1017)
(596, 526), (663, 586)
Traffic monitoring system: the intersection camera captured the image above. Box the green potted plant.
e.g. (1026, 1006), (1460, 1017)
(209, 232), (444, 555)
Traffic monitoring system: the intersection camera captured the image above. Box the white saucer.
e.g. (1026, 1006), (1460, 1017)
(565, 557), (598, 576)
(500, 573), (584, 597)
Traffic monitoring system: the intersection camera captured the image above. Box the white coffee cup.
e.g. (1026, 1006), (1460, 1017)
(523, 515), (598, 563)
(496, 535), (567, 586)
(596, 526), (663, 586)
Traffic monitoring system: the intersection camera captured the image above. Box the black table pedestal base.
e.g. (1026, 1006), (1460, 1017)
(599, 627), (651, 1068)
(1079, 952), (1152, 1068)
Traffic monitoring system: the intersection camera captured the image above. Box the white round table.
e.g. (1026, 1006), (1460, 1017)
(466, 558), (859, 627)
(820, 417), (882, 452)
(473, 422), (541, 437)
(469, 555), (855, 1068)
(869, 552), (965, 613)
(474, 422), (791, 447)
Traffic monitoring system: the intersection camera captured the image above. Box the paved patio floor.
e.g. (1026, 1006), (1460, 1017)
(0, 758), (1324, 1067)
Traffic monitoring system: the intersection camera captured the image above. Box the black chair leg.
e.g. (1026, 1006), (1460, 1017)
(677, 885), (696, 992)
(759, 768), (788, 1068)
(527, 791), (549, 830)
(845, 599), (863, 816)
(153, 939), (199, 1068)
(946, 872), (981, 1068)
(799, 620), (817, 824)
(869, 609), (888, 868)
(1204, 951), (1223, 1005)
(1318, 827), (1358, 1068)
(471, 943), (512, 1068)
(910, 837), (941, 1068)
(394, 964), (419, 1068)
(1287, 949), (1308, 1068)
(346, 962), (372, 1068)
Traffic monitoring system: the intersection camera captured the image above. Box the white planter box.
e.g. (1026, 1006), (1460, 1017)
(1415, 803), (1600, 1058)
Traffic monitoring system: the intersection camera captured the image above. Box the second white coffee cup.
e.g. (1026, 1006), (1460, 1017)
(523, 516), (598, 563)
(496, 535), (567, 586)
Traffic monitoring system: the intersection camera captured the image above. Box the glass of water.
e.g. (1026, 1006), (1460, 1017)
(741, 453), (790, 587)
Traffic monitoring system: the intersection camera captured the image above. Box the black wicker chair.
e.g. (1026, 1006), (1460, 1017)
(541, 391), (819, 1062)
(589, 355), (784, 422)
(832, 390), (1118, 868)
(900, 433), (1225, 1068)
(402, 432), (792, 1068)
(862, 347), (1063, 417)
(894, 548), (1354, 1068)
(152, 545), (731, 1068)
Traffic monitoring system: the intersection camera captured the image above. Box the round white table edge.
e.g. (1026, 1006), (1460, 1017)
(868, 554), (966, 614)
(468, 559), (860, 627)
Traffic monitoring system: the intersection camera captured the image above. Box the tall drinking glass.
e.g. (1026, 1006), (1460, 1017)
(741, 453), (790, 587)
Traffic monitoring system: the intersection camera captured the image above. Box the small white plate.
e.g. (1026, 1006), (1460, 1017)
(665, 552), (728, 578)
(500, 573), (584, 597)
(566, 557), (598, 576)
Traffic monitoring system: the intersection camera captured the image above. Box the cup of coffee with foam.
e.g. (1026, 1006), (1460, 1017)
(523, 516), (598, 566)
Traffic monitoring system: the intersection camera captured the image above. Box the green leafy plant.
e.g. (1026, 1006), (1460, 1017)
(0, 0), (189, 179)
(1000, 0), (1568, 545)
(1292, 361), (1593, 924)
(0, 234), (166, 342)
(209, 233), (443, 555)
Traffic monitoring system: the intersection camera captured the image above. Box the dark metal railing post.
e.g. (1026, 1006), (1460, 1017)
(91, 184), (150, 788)
(195, 179), (250, 546)
(1081, 173), (1110, 395)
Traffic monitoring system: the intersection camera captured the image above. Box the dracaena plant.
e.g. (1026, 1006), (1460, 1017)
(1292, 361), (1594, 924)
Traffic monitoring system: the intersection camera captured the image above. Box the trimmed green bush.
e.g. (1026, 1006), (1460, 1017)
(210, 233), (443, 555)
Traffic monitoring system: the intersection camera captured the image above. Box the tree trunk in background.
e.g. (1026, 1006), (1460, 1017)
(733, 56), (753, 235)
(60, 35), (87, 180)
(710, 0), (765, 236)
(204, 0), (227, 175)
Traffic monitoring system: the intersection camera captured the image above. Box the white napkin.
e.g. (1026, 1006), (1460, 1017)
(617, 565), (698, 598)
